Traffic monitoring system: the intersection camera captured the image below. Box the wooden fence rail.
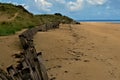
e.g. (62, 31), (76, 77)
(0, 22), (60, 80)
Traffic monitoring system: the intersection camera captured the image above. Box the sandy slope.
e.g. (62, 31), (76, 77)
(0, 30), (25, 70)
(0, 12), (19, 22)
(34, 23), (120, 80)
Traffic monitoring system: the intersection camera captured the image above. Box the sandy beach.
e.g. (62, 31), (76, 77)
(1, 23), (120, 80)
(34, 23), (120, 80)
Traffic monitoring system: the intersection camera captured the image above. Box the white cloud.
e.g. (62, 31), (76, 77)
(67, 0), (83, 11)
(24, 5), (29, 9)
(54, 0), (66, 4)
(34, 0), (52, 11)
(87, 0), (107, 5)
(6, 1), (29, 9)
(32, 0), (108, 12)
(67, 0), (107, 11)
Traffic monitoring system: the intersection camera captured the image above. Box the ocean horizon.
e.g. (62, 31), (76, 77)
(77, 20), (120, 23)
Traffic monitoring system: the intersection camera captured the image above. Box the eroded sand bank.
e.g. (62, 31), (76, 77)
(0, 30), (25, 70)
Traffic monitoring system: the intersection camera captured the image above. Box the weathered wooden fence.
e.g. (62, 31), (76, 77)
(0, 22), (60, 80)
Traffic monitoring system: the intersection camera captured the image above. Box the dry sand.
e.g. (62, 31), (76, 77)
(34, 23), (120, 80)
(1, 23), (120, 80)
(0, 30), (25, 70)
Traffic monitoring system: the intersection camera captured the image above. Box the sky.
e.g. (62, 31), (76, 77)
(0, 0), (120, 20)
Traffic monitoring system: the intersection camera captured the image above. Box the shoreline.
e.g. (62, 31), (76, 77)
(79, 21), (120, 24)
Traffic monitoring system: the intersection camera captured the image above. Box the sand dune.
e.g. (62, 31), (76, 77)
(34, 23), (120, 80)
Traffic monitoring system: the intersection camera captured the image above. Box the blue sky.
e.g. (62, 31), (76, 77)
(0, 0), (120, 20)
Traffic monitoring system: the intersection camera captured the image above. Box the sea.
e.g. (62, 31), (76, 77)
(77, 20), (120, 23)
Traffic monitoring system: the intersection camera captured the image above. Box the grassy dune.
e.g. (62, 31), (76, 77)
(0, 3), (76, 36)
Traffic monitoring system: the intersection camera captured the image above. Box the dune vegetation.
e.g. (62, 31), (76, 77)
(0, 3), (76, 36)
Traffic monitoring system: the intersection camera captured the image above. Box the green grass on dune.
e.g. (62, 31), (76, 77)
(0, 3), (77, 36)
(0, 21), (36, 36)
(0, 3), (37, 36)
